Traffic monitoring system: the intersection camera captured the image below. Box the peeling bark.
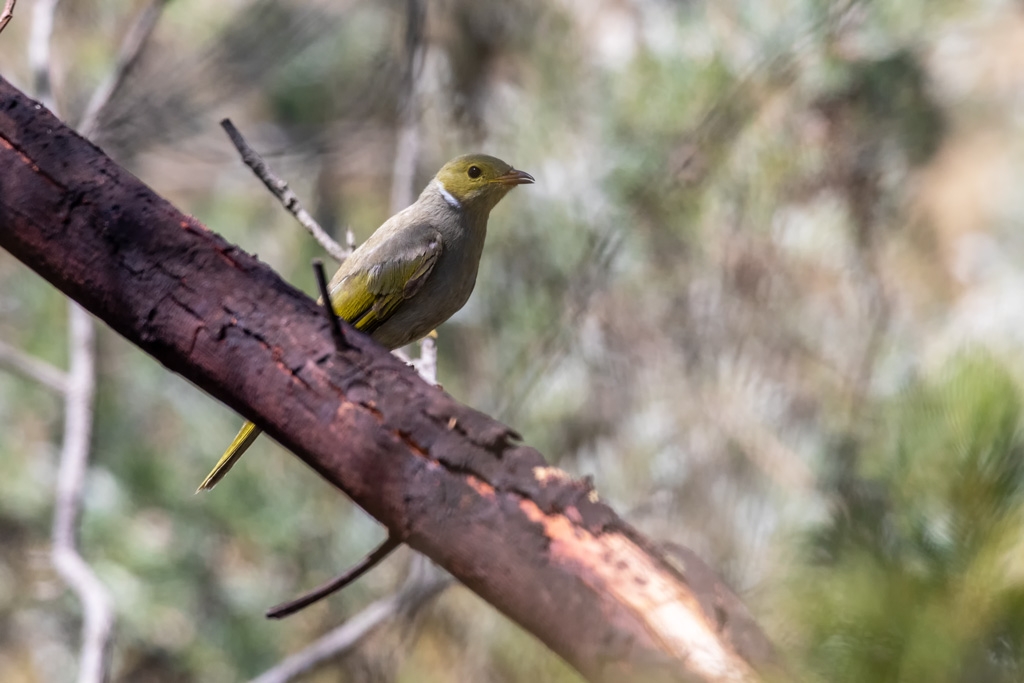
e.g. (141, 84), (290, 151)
(0, 76), (778, 683)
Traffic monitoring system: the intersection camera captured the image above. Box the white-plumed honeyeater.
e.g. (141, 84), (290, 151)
(197, 154), (533, 491)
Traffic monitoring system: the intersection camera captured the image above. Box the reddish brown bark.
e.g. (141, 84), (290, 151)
(0, 76), (777, 683)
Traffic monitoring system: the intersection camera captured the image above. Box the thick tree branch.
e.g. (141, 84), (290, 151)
(0, 76), (777, 683)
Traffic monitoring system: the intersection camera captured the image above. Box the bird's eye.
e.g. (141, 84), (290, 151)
(467, 165), (482, 179)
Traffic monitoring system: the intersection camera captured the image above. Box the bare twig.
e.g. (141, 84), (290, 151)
(78, 0), (168, 138)
(251, 560), (451, 683)
(220, 118), (350, 262)
(0, 338), (68, 393)
(311, 259), (349, 352)
(51, 303), (111, 683)
(0, 0), (15, 35)
(267, 535), (402, 619)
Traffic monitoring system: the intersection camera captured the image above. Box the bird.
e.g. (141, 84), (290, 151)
(196, 153), (533, 491)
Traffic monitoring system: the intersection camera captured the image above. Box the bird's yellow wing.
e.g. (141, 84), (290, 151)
(197, 226), (442, 492)
(330, 226), (442, 332)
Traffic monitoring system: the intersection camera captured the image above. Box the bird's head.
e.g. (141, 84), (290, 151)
(433, 154), (534, 214)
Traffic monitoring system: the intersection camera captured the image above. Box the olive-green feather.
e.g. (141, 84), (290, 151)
(332, 226), (441, 334)
(195, 420), (263, 491)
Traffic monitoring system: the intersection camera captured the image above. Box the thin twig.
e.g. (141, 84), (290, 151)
(0, 0), (16, 35)
(51, 303), (111, 683)
(312, 259), (349, 352)
(267, 535), (403, 619)
(78, 0), (168, 138)
(220, 118), (350, 263)
(252, 560), (451, 683)
(412, 330), (437, 386)
(0, 338), (69, 393)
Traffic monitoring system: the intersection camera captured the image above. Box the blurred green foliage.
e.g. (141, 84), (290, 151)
(785, 356), (1024, 682)
(2, 0), (1024, 681)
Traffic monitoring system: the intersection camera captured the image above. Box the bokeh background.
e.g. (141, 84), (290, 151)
(3, 0), (1024, 681)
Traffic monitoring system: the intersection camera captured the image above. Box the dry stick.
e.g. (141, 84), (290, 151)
(220, 119), (351, 263)
(311, 259), (349, 352)
(0, 338), (68, 393)
(0, 0), (16, 35)
(267, 535), (403, 619)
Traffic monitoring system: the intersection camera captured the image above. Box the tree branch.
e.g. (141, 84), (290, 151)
(0, 0), (15, 35)
(0, 76), (778, 683)
(50, 302), (111, 683)
(266, 535), (402, 619)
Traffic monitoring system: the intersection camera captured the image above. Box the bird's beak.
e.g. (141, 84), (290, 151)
(493, 168), (535, 186)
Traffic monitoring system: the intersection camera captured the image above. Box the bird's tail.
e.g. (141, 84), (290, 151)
(196, 421), (263, 492)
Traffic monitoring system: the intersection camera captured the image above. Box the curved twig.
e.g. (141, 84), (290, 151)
(266, 535), (403, 619)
